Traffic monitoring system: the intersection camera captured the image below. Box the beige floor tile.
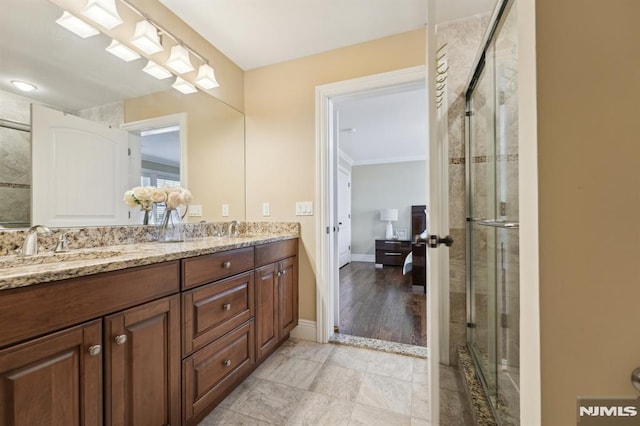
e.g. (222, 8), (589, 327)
(286, 391), (354, 426)
(349, 403), (411, 426)
(410, 417), (431, 425)
(252, 353), (288, 379)
(356, 373), (413, 416)
(262, 356), (323, 390)
(412, 358), (429, 384)
(439, 365), (460, 392)
(217, 376), (259, 411)
(411, 382), (430, 420)
(367, 350), (414, 382)
(309, 363), (364, 401)
(326, 345), (374, 371)
(285, 340), (335, 363)
(231, 380), (303, 424)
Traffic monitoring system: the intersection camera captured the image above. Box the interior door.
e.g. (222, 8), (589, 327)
(337, 167), (352, 268)
(31, 104), (130, 227)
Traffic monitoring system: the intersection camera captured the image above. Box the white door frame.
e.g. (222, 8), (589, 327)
(120, 113), (188, 189)
(314, 66), (429, 344)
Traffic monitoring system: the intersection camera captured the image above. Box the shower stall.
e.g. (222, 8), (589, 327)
(0, 118), (31, 229)
(465, 0), (519, 424)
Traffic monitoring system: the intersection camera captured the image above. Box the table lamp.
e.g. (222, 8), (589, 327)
(380, 208), (398, 239)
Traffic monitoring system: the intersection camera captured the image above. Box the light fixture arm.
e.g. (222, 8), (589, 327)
(118, 0), (206, 63)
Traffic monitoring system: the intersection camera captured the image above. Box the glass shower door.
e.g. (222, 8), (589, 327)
(466, 1), (519, 424)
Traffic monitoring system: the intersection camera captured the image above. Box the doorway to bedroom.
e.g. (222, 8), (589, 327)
(331, 81), (428, 348)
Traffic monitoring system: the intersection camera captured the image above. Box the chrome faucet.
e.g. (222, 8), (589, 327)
(21, 225), (52, 256)
(227, 220), (240, 238)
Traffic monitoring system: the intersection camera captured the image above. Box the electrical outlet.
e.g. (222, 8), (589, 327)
(262, 202), (270, 216)
(222, 204), (229, 217)
(188, 204), (203, 217)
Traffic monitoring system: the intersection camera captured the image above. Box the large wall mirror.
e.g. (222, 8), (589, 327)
(0, 0), (245, 229)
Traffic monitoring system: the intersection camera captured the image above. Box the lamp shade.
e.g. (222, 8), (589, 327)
(195, 64), (219, 89)
(83, 0), (123, 29)
(56, 11), (99, 38)
(143, 60), (172, 80)
(380, 209), (398, 222)
(172, 77), (197, 94)
(131, 20), (163, 55)
(105, 39), (140, 62)
(166, 45), (194, 74)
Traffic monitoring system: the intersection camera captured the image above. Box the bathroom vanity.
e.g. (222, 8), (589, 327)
(0, 235), (298, 425)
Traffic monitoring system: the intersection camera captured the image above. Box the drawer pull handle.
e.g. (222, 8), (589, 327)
(384, 252), (402, 256)
(223, 261), (231, 269)
(223, 303), (232, 311)
(88, 345), (101, 357)
(115, 335), (127, 345)
(223, 359), (232, 367)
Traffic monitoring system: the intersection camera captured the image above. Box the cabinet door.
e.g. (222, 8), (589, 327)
(278, 257), (298, 339)
(255, 263), (279, 360)
(105, 295), (180, 426)
(0, 320), (102, 426)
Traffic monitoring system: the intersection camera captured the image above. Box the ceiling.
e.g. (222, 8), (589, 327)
(160, 0), (497, 71)
(336, 85), (427, 165)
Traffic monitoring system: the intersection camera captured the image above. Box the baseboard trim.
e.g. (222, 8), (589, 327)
(290, 319), (317, 341)
(351, 254), (375, 263)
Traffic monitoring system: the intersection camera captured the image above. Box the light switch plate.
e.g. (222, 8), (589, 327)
(188, 204), (203, 217)
(262, 202), (270, 216)
(222, 204), (229, 217)
(295, 201), (313, 216)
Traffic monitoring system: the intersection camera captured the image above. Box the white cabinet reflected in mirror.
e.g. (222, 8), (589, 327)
(0, 0), (245, 229)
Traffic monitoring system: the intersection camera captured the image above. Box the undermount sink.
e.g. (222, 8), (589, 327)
(0, 249), (124, 269)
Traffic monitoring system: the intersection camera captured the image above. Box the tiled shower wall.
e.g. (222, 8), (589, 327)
(0, 90), (32, 228)
(437, 14), (490, 365)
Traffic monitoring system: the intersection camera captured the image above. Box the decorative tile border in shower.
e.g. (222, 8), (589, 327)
(329, 333), (428, 358)
(450, 157), (465, 165)
(0, 182), (30, 189)
(457, 346), (498, 426)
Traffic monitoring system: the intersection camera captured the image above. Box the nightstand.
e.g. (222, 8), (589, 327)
(375, 239), (411, 266)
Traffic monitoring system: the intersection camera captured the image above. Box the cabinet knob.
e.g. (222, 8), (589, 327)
(223, 303), (232, 311)
(277, 271), (282, 277)
(282, 270), (286, 275)
(223, 261), (231, 269)
(223, 359), (232, 367)
(88, 345), (101, 357)
(115, 334), (127, 345)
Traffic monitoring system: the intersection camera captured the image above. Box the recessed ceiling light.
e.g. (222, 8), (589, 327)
(11, 80), (37, 92)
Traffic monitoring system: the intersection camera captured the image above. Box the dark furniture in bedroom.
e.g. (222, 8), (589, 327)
(375, 239), (412, 266)
(412, 205), (427, 291)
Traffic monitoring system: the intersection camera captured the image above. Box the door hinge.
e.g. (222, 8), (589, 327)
(500, 201), (507, 216)
(500, 313), (508, 328)
(326, 226), (330, 234)
(128, 211), (131, 219)
(348, 182), (351, 188)
(467, 322), (476, 328)
(348, 245), (351, 251)
(127, 148), (131, 156)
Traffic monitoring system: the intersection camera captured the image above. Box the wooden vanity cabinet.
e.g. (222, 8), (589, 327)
(255, 239), (299, 361)
(0, 261), (180, 426)
(0, 319), (103, 425)
(104, 295), (181, 426)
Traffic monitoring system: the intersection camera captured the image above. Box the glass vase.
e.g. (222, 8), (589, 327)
(157, 208), (183, 242)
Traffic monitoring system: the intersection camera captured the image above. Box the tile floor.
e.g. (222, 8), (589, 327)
(198, 339), (431, 425)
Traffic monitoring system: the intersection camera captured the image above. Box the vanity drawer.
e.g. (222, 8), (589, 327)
(183, 320), (255, 425)
(255, 239), (298, 267)
(182, 272), (255, 355)
(182, 247), (254, 289)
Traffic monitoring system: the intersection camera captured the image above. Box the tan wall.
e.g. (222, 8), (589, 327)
(244, 29), (426, 321)
(52, 0), (244, 111)
(124, 91), (245, 222)
(537, 1), (640, 423)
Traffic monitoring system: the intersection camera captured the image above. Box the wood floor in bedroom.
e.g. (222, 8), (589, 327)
(338, 261), (427, 347)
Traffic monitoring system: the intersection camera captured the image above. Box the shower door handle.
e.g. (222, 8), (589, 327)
(428, 234), (454, 248)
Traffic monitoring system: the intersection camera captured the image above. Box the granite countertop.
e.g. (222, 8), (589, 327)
(0, 233), (297, 292)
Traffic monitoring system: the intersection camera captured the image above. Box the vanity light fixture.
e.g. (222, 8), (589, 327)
(142, 60), (172, 79)
(172, 77), (197, 94)
(131, 20), (163, 55)
(166, 45), (194, 74)
(83, 0), (123, 29)
(11, 80), (37, 92)
(195, 63), (219, 89)
(105, 39), (141, 62)
(56, 11), (100, 38)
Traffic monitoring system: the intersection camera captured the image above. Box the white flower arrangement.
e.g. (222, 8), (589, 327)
(123, 185), (193, 210)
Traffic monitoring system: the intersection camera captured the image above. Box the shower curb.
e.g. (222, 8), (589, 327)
(458, 346), (498, 425)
